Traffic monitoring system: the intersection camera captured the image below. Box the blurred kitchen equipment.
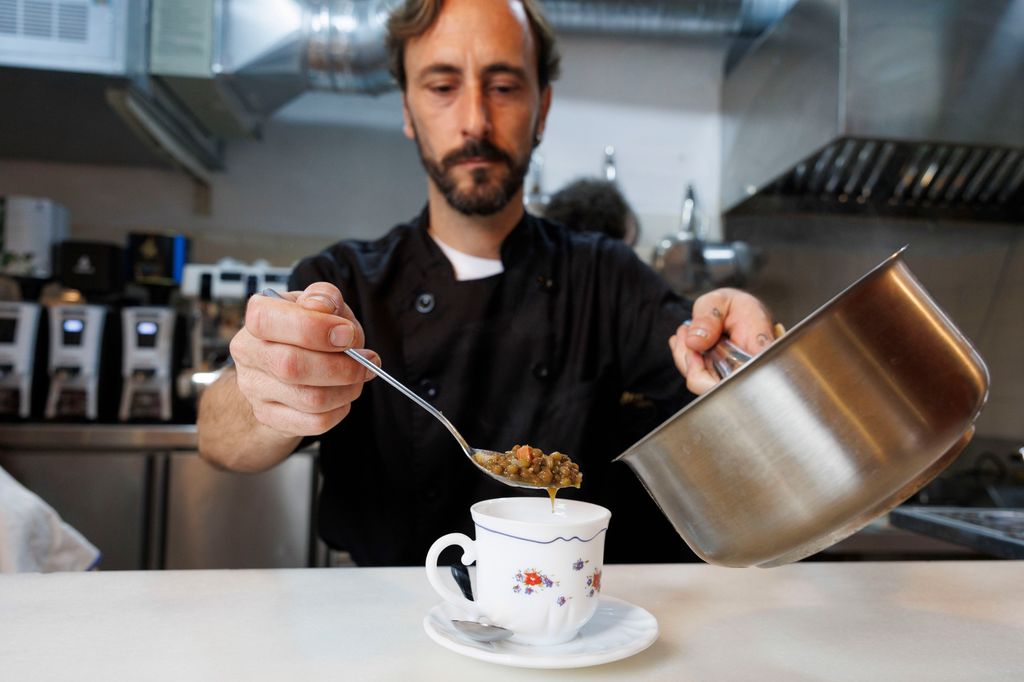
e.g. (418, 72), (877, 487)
(54, 240), (125, 297)
(524, 154), (549, 215)
(890, 507), (1024, 560)
(127, 232), (190, 288)
(0, 196), (69, 279)
(119, 307), (178, 422)
(0, 302), (46, 419)
(616, 248), (989, 567)
(44, 304), (120, 421)
(603, 146), (618, 183)
(181, 260), (289, 302)
(651, 184), (758, 295)
(177, 260), (290, 403)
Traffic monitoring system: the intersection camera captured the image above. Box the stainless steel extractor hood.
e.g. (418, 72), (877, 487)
(722, 0), (1024, 222)
(0, 0), (403, 177)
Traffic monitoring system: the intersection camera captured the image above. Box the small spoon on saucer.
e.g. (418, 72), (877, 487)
(451, 620), (514, 643)
(259, 288), (556, 490)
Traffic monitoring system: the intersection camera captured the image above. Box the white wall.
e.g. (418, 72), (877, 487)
(541, 34), (726, 249)
(0, 33), (728, 265)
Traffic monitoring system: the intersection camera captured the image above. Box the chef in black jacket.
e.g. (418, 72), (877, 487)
(197, 0), (775, 566)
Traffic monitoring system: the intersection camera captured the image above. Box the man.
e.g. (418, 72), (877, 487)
(197, 0), (774, 565)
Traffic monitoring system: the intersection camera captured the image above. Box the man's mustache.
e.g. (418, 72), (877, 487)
(441, 139), (512, 171)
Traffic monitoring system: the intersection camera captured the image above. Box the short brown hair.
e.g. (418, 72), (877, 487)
(545, 179), (637, 242)
(386, 0), (561, 91)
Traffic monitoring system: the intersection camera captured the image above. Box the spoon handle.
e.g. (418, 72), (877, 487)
(259, 289), (473, 456)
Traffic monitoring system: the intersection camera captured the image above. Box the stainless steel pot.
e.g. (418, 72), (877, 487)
(615, 248), (989, 567)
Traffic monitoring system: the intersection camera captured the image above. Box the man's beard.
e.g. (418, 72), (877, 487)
(414, 134), (530, 216)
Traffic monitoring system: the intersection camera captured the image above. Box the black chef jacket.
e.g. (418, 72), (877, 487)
(289, 209), (700, 566)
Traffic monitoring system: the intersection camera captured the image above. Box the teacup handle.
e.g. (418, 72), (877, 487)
(425, 532), (478, 614)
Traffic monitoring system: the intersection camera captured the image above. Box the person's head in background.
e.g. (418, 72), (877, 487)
(544, 178), (641, 247)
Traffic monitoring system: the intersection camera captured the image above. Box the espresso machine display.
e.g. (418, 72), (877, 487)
(120, 307), (176, 421)
(0, 302), (44, 418)
(45, 304), (113, 420)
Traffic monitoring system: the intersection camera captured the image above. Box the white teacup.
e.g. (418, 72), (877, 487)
(425, 497), (611, 646)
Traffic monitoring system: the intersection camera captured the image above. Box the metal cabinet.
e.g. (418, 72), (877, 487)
(0, 425), (318, 570)
(163, 451), (316, 569)
(0, 451), (153, 570)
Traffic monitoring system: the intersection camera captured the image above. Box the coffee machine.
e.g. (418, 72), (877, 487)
(44, 304), (118, 421)
(119, 307), (177, 421)
(180, 260), (290, 366)
(0, 302), (46, 419)
(0, 196), (69, 279)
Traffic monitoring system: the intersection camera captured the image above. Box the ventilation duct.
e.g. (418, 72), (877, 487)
(150, 0), (403, 138)
(151, 0), (798, 138)
(544, 0), (797, 38)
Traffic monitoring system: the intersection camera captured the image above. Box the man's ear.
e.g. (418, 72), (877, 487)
(401, 93), (415, 140)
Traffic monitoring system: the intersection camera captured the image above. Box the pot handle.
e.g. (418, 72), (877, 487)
(693, 322), (786, 379)
(707, 337), (752, 379)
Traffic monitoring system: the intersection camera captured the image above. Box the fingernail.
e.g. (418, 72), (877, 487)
(330, 325), (354, 347)
(305, 294), (336, 313)
(690, 327), (709, 339)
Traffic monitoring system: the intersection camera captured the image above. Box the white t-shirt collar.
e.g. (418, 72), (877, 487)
(430, 234), (504, 281)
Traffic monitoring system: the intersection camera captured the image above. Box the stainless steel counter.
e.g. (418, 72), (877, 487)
(0, 423), (198, 452)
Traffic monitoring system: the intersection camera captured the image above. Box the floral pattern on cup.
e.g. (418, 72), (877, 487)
(586, 568), (602, 597)
(572, 558), (590, 571)
(512, 568), (558, 595)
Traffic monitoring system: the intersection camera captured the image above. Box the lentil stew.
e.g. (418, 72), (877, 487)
(474, 445), (583, 489)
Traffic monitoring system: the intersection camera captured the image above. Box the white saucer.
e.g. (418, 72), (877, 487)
(422, 595), (658, 669)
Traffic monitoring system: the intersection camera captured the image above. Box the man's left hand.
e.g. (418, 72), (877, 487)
(668, 288), (774, 395)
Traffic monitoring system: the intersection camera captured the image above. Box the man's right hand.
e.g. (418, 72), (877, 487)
(229, 282), (379, 437)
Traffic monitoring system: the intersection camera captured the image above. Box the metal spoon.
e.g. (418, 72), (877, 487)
(451, 619), (514, 643)
(260, 288), (551, 490)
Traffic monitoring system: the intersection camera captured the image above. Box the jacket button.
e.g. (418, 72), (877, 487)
(419, 379), (439, 399)
(536, 275), (555, 292)
(415, 292), (435, 313)
(532, 363), (550, 381)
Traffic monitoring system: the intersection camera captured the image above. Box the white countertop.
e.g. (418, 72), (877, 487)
(2, 562), (1022, 681)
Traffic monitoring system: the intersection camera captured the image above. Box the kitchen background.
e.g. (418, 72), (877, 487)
(0, 27), (724, 258)
(0, 0), (1021, 569)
